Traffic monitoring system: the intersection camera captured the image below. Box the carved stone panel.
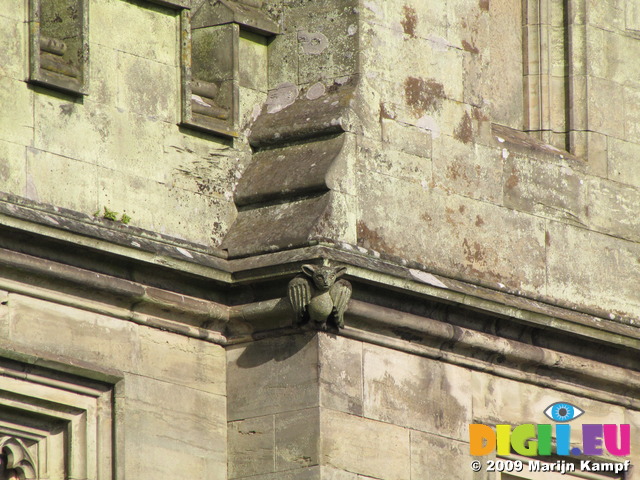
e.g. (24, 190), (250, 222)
(0, 437), (37, 480)
(28, 0), (89, 95)
(0, 359), (114, 480)
(180, 0), (279, 137)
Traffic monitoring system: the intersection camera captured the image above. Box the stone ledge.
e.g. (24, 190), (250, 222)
(2, 237), (638, 367)
(1, 192), (639, 401)
(492, 123), (585, 168)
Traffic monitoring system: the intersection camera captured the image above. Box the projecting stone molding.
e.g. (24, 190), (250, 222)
(0, 359), (114, 480)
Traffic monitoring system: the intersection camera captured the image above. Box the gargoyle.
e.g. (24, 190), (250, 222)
(288, 264), (352, 330)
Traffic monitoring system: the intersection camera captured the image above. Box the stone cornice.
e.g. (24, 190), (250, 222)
(1, 193), (640, 405)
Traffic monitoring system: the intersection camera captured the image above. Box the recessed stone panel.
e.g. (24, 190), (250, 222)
(0, 359), (114, 480)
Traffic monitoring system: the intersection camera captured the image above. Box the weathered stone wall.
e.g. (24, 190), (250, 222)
(0, 288), (227, 480)
(352, 0), (640, 320)
(4, 0), (637, 318)
(1, 1), (639, 479)
(0, 0), (247, 245)
(228, 333), (638, 480)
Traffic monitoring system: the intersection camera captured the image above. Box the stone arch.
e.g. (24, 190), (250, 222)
(0, 437), (37, 480)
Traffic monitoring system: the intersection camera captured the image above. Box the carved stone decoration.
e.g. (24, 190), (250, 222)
(288, 263), (352, 330)
(0, 437), (37, 480)
(29, 0), (89, 95)
(180, 0), (279, 137)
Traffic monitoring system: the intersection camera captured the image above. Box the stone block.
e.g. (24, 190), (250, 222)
(446, 0), (491, 51)
(97, 167), (232, 245)
(484, 0), (524, 129)
(624, 86), (640, 140)
(360, 0), (449, 40)
(318, 334), (363, 415)
(136, 326), (225, 396)
(124, 439), (223, 480)
(609, 137), (640, 188)
(432, 135), (503, 203)
(116, 52), (179, 122)
(361, 22), (464, 106)
(165, 150), (242, 201)
(89, 43), (119, 107)
(586, 26), (606, 79)
(276, 408), (320, 471)
(26, 148), (99, 213)
(267, 32), (298, 89)
(588, 0), (625, 32)
(228, 466), (321, 480)
(583, 130), (608, 178)
(0, 140), (27, 197)
(606, 32), (640, 90)
(239, 85), (268, 132)
(326, 133), (358, 197)
(411, 431), (473, 480)
(320, 409), (410, 480)
(161, 120), (232, 158)
(587, 77), (625, 137)
(6, 293), (138, 372)
(227, 334), (319, 421)
(0, 14), (27, 80)
(295, 3), (359, 83)
(99, 109), (167, 182)
(239, 31), (268, 92)
(546, 221), (640, 319)
(0, 0), (24, 21)
(33, 94), (111, 165)
(321, 467), (359, 480)
(503, 152), (585, 224)
(123, 373), (226, 466)
(380, 118), (432, 159)
(358, 134), (432, 187)
(229, 415), (275, 479)
(584, 177), (640, 242)
(91, 0), (179, 66)
(356, 172), (547, 293)
(363, 343), (472, 441)
(0, 76), (33, 145)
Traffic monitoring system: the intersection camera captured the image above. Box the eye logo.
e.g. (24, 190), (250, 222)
(544, 402), (584, 422)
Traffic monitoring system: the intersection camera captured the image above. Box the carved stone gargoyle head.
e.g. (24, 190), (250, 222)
(288, 263), (352, 329)
(301, 264), (347, 291)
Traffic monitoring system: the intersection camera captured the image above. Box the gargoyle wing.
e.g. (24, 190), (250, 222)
(329, 279), (352, 328)
(288, 276), (311, 323)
